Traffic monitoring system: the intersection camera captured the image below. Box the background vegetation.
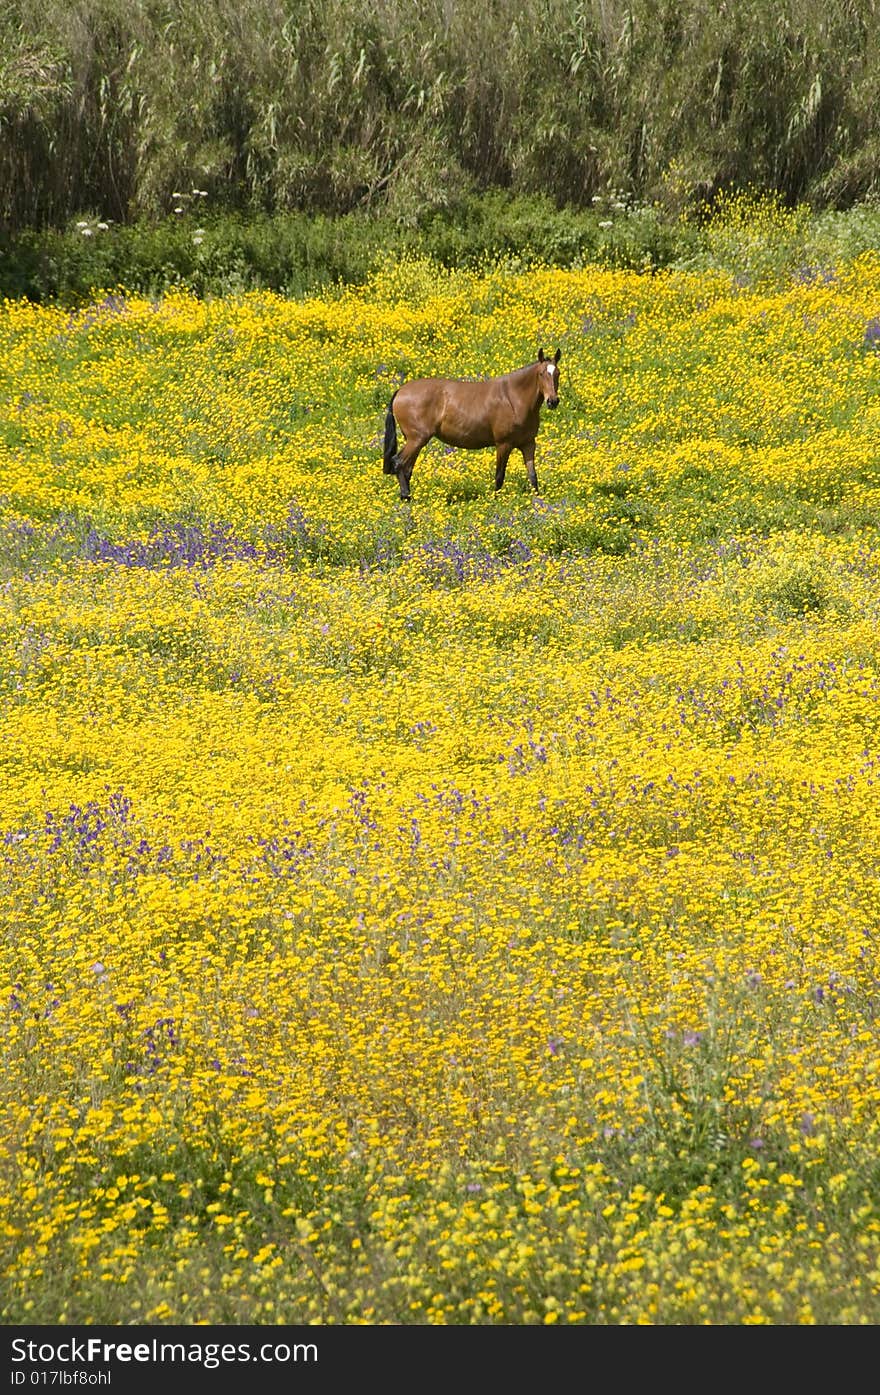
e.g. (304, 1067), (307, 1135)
(4, 0), (880, 239)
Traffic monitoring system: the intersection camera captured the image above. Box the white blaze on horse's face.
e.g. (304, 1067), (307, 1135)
(543, 362), (560, 408)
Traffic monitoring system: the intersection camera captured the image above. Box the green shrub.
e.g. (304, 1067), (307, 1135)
(0, 195), (695, 304)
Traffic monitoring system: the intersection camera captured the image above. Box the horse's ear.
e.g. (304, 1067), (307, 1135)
(554, 348), (561, 364)
(538, 348), (545, 361)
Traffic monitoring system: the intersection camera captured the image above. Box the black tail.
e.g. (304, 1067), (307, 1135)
(383, 392), (398, 474)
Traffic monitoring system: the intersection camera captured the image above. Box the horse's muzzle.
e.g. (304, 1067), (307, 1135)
(547, 398), (559, 409)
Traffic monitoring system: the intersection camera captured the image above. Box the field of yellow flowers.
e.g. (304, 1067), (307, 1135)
(3, 236), (880, 1325)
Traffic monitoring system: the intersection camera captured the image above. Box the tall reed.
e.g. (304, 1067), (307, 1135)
(2, 1), (879, 231)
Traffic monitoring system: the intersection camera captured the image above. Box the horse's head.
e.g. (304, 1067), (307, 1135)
(537, 348), (561, 409)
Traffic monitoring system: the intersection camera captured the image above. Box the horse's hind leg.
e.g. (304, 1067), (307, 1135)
(494, 443), (513, 491)
(395, 437), (427, 501)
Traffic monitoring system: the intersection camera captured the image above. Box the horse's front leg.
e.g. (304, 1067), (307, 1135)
(495, 443), (513, 491)
(522, 441), (539, 492)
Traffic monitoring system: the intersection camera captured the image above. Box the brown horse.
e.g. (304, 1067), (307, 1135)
(383, 349), (561, 500)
